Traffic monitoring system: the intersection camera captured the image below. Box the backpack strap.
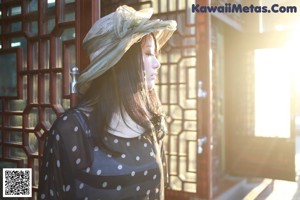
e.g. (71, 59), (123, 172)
(72, 109), (91, 138)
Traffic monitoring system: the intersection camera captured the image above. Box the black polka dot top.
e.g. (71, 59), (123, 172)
(38, 108), (167, 200)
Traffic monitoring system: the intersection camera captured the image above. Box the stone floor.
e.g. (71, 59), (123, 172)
(258, 136), (300, 200)
(261, 179), (299, 200)
(213, 136), (300, 200)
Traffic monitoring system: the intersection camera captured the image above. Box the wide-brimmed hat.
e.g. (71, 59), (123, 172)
(77, 5), (177, 94)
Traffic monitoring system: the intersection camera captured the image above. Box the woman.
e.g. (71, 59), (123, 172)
(38, 5), (176, 200)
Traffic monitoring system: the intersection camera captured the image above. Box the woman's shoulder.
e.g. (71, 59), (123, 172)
(49, 108), (90, 140)
(48, 108), (90, 145)
(45, 108), (93, 169)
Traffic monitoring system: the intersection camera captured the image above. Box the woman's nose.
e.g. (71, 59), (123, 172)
(153, 57), (161, 69)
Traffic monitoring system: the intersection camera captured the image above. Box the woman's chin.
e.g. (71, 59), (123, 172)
(147, 84), (155, 90)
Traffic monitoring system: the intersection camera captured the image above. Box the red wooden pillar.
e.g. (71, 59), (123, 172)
(195, 0), (213, 199)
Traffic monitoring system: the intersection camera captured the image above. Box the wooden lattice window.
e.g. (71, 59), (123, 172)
(0, 0), (77, 198)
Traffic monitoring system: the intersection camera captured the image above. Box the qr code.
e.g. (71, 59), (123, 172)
(2, 168), (32, 198)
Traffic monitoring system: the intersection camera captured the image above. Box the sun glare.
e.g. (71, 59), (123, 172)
(255, 48), (291, 138)
(254, 27), (300, 138)
(287, 26), (300, 96)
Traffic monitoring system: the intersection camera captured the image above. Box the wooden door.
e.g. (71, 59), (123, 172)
(153, 1), (213, 199)
(226, 30), (296, 181)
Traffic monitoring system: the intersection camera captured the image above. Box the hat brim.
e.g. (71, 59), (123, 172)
(77, 7), (177, 95)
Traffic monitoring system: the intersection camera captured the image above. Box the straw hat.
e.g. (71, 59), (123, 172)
(77, 5), (177, 94)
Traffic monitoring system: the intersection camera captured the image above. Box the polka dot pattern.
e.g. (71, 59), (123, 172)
(94, 146), (99, 151)
(72, 145), (77, 152)
(153, 174), (157, 180)
(38, 109), (164, 200)
(116, 185), (122, 191)
(136, 186), (140, 191)
(79, 183), (84, 189)
(102, 182), (107, 188)
(65, 185), (70, 192)
(56, 160), (60, 168)
(50, 189), (54, 196)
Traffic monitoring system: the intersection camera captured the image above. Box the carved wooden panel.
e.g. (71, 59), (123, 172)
(0, 0), (76, 199)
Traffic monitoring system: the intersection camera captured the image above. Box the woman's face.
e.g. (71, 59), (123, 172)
(141, 34), (161, 90)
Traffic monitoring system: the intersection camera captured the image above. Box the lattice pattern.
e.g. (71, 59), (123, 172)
(0, 0), (76, 198)
(153, 2), (198, 194)
(211, 24), (226, 193)
(231, 50), (255, 136)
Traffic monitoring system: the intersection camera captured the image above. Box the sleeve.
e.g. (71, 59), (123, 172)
(37, 126), (76, 200)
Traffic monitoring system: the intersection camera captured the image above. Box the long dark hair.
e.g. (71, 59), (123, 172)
(78, 34), (162, 147)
